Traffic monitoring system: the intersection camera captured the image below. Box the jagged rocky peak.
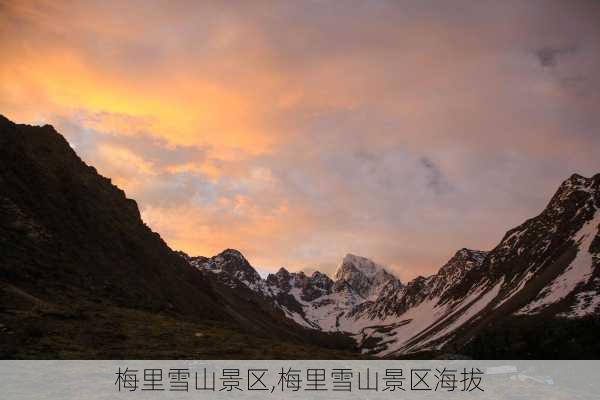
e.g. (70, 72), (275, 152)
(310, 271), (334, 291)
(204, 248), (262, 284)
(266, 267), (292, 291)
(266, 267), (334, 301)
(218, 248), (247, 260)
(556, 173), (599, 196)
(333, 253), (399, 298)
(295, 270), (334, 301)
(545, 173), (599, 216)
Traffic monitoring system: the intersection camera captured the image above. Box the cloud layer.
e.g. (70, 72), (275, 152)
(2, 0), (599, 279)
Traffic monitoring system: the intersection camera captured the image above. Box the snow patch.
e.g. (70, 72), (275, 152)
(517, 208), (599, 315)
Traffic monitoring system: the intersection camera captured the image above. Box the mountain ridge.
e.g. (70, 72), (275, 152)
(183, 174), (600, 357)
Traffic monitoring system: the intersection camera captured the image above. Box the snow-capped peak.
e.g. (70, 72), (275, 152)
(333, 253), (399, 299)
(334, 254), (389, 280)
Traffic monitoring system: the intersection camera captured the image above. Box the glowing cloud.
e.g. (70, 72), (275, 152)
(2, 0), (599, 278)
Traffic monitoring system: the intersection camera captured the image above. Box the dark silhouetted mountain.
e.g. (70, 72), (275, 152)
(0, 115), (357, 358)
(0, 115), (223, 318)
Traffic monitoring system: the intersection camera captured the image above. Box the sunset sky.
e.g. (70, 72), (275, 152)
(2, 0), (599, 280)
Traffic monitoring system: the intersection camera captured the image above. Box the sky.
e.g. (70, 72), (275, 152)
(1, 0), (599, 281)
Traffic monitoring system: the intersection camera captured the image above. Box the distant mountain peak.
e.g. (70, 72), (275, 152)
(334, 253), (391, 279)
(201, 248), (262, 285)
(333, 253), (399, 299)
(565, 172), (600, 186)
(218, 248), (247, 259)
(550, 173), (599, 206)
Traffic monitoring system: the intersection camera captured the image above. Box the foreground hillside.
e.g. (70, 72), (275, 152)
(0, 288), (359, 359)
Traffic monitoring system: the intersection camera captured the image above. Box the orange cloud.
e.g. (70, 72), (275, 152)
(1, 49), (274, 155)
(2, 0), (599, 278)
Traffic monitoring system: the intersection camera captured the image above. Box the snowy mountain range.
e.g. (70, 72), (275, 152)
(181, 173), (600, 357)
